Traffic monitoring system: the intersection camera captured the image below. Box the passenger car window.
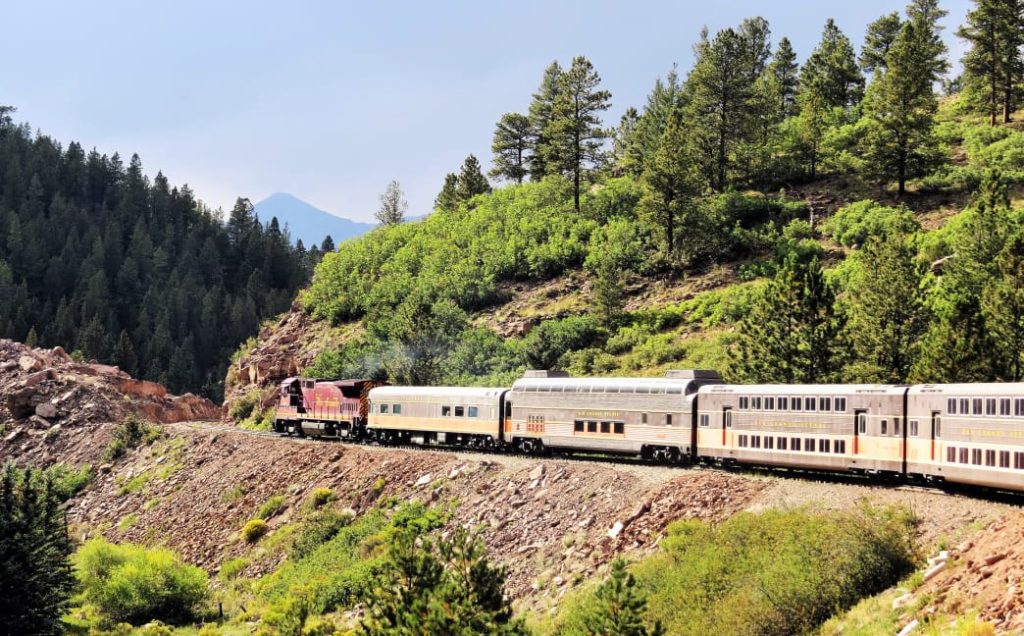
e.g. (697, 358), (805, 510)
(393, 404), (401, 415)
(442, 406), (451, 416)
(614, 422), (624, 434)
(455, 406), (465, 417)
(380, 404), (389, 414)
(468, 406), (478, 417)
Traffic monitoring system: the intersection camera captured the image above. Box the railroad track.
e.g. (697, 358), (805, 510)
(158, 419), (1024, 505)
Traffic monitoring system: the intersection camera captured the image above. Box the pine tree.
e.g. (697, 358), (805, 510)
(527, 61), (563, 180)
(376, 180), (407, 225)
(592, 259), (626, 327)
(435, 173), (461, 212)
(982, 230), (1024, 380)
(621, 67), (682, 176)
(913, 171), (1015, 381)
(845, 232), (931, 382)
(734, 253), (846, 383)
(958, 0), (1024, 124)
(800, 19), (865, 108)
(320, 235), (336, 252)
(490, 113), (531, 183)
(906, 0), (951, 80)
(0, 464), (76, 636)
(860, 21), (943, 195)
(861, 12), (903, 72)
(685, 27), (750, 191)
(768, 37), (801, 116)
(455, 154), (491, 202)
(584, 559), (663, 636)
(639, 108), (699, 259)
(611, 107), (641, 175)
(113, 329), (137, 376)
(360, 528), (527, 636)
(545, 56), (612, 213)
(25, 325), (38, 348)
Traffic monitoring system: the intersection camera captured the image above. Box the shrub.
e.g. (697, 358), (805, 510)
(229, 389), (261, 423)
(103, 415), (162, 462)
(218, 557), (248, 581)
(241, 519), (269, 543)
(824, 200), (920, 247)
(46, 463), (94, 500)
(306, 487), (338, 510)
(256, 495), (287, 520)
(74, 538), (209, 625)
(522, 315), (605, 370)
(291, 509), (355, 559)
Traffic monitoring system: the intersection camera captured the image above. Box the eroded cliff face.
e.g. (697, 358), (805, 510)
(0, 339), (221, 455)
(222, 303), (357, 414)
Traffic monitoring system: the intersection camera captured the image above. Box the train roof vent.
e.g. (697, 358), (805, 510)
(522, 369), (572, 378)
(664, 369), (722, 380)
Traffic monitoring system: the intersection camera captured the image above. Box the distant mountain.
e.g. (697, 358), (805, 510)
(253, 193), (375, 247)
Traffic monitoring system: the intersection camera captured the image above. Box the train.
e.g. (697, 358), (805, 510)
(272, 370), (1024, 492)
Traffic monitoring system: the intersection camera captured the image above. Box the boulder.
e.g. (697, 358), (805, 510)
(18, 355), (42, 372)
(35, 403), (58, 419)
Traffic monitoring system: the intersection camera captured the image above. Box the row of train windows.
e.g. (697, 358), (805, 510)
(516, 384), (683, 395)
(573, 420), (626, 434)
(945, 447), (1024, 469)
(377, 404), (480, 417)
(737, 435), (847, 454)
(737, 396), (847, 413)
(946, 397), (1024, 417)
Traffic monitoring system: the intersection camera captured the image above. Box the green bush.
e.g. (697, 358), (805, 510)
(73, 538), (209, 626)
(305, 487), (338, 510)
(241, 519), (269, 543)
(46, 463), (94, 500)
(542, 506), (916, 636)
(824, 200), (920, 247)
(256, 495), (287, 520)
(291, 509), (355, 559)
(229, 389), (261, 423)
(522, 315), (605, 370)
(103, 415), (162, 462)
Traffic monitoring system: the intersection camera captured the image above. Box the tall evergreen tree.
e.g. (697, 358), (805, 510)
(685, 27), (750, 191)
(768, 37), (801, 116)
(545, 56), (612, 213)
(490, 113), (531, 184)
(906, 0), (951, 80)
(800, 19), (865, 108)
(376, 180), (408, 225)
(982, 230), (1024, 380)
(0, 464), (76, 636)
(861, 12), (904, 72)
(639, 109), (699, 259)
(435, 173), (461, 212)
(610, 107), (641, 175)
(860, 21), (943, 195)
(526, 61), (563, 180)
(734, 253), (846, 383)
(320, 235), (336, 253)
(958, 0), (1024, 124)
(455, 154), (491, 201)
(619, 67), (683, 177)
(845, 232), (931, 382)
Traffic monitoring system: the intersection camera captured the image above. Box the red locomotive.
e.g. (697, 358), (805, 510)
(273, 377), (384, 438)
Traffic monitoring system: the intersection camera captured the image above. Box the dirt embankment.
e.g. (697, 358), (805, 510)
(0, 339), (220, 464)
(37, 418), (1015, 616)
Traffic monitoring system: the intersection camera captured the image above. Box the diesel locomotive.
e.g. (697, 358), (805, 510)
(272, 370), (1024, 492)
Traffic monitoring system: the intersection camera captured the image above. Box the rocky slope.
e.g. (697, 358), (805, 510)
(0, 339), (220, 462)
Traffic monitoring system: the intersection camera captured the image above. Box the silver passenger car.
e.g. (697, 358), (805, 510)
(505, 370), (722, 459)
(696, 384), (908, 473)
(367, 386), (506, 446)
(908, 383), (1024, 489)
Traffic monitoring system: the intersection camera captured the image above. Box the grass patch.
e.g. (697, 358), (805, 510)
(117, 513), (138, 532)
(256, 495), (287, 520)
(103, 414), (162, 462)
(241, 519), (268, 544)
(218, 557), (249, 582)
(538, 505), (917, 636)
(220, 484), (247, 504)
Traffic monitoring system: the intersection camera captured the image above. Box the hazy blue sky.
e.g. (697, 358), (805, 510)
(3, 0), (971, 223)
